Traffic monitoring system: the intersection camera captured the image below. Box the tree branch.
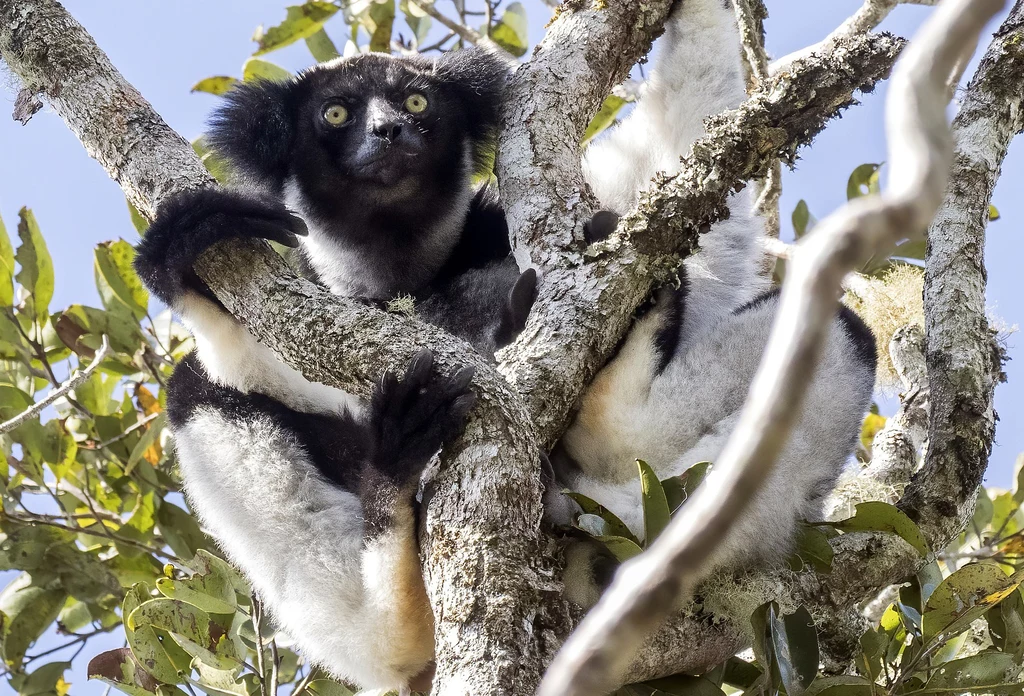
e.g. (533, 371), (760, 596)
(539, 1), (1004, 693)
(899, 0), (1024, 548)
(498, 28), (905, 446)
(0, 335), (111, 435)
(771, 0), (940, 75)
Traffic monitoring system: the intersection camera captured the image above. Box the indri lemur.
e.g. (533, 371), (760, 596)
(551, 0), (878, 607)
(134, 48), (520, 691)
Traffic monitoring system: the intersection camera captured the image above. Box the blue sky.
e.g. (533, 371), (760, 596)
(0, 1), (1021, 692)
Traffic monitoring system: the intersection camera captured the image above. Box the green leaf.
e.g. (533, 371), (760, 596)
(361, 0), (395, 53)
(253, 2), (340, 56)
(803, 675), (874, 696)
(987, 588), (1024, 660)
(847, 163), (882, 201)
(991, 490), (1023, 538)
(123, 583), (187, 685)
(490, 1), (528, 57)
(56, 303), (145, 359)
(14, 661), (71, 695)
(15, 207), (55, 323)
(564, 492), (639, 544)
(306, 679), (356, 696)
(791, 200), (817, 239)
(972, 487), (995, 538)
(127, 199), (150, 235)
(833, 501), (930, 556)
(71, 371), (121, 417)
(241, 58), (292, 83)
(183, 550), (249, 598)
(787, 523), (835, 573)
(399, 0), (432, 48)
(923, 564), (1023, 642)
(306, 28), (340, 62)
(127, 414), (166, 474)
(191, 136), (231, 183)
(95, 240), (149, 321)
(129, 598), (239, 670)
(751, 602), (820, 695)
(892, 238), (927, 262)
(597, 535), (644, 562)
(0, 211), (16, 307)
(581, 94), (628, 149)
(57, 599), (95, 634)
(190, 76), (241, 96)
(155, 552), (236, 614)
(157, 502), (211, 561)
(990, 204), (1001, 221)
(660, 462), (711, 514)
(921, 652), (1024, 694)
(720, 657), (763, 689)
(0, 572), (68, 669)
(575, 512), (611, 537)
(638, 459), (671, 544)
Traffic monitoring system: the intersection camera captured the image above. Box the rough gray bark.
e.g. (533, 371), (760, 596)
(899, 0), (1024, 548)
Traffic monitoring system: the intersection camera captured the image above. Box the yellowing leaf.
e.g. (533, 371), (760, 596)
(190, 76), (241, 96)
(241, 58), (292, 83)
(491, 2), (528, 57)
(581, 94), (627, 149)
(253, 2), (340, 56)
(860, 412), (886, 451)
(15, 207), (54, 323)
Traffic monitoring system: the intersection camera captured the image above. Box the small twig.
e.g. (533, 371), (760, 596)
(4, 511), (179, 560)
(252, 594), (269, 696)
(82, 411), (160, 450)
(538, 0), (1003, 692)
(771, 0), (940, 74)
(407, 0), (515, 61)
(291, 666), (317, 696)
(269, 638), (280, 695)
(0, 335), (111, 434)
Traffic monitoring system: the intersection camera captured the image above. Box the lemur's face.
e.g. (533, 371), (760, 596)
(290, 55), (470, 198)
(207, 48), (507, 228)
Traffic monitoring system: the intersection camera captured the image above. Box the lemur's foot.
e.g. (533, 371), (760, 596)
(133, 188), (307, 305)
(495, 268), (538, 349)
(583, 210), (621, 244)
(368, 349), (475, 486)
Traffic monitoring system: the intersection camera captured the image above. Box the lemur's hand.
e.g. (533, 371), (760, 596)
(133, 188), (307, 307)
(368, 349), (475, 487)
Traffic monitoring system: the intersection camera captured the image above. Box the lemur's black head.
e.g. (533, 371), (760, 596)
(207, 48), (509, 227)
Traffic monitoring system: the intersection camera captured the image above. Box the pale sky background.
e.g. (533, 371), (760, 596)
(1, 1), (1021, 693)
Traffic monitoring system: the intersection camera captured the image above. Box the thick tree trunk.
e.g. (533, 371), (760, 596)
(900, 1), (1024, 547)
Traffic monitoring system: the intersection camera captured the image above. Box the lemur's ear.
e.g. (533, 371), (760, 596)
(207, 79), (296, 193)
(433, 46), (511, 166)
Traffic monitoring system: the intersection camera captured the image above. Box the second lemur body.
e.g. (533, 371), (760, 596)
(552, 0), (878, 606)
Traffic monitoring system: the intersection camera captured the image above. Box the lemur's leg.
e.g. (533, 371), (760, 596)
(582, 0), (769, 329)
(134, 188), (357, 414)
(167, 349), (473, 690)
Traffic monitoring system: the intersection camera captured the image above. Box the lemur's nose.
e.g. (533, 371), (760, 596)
(372, 121), (402, 142)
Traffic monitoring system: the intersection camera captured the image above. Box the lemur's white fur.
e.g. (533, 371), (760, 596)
(558, 0), (876, 599)
(171, 295), (430, 690)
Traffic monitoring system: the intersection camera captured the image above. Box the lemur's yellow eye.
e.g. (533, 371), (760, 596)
(404, 94), (428, 114)
(323, 104), (349, 126)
